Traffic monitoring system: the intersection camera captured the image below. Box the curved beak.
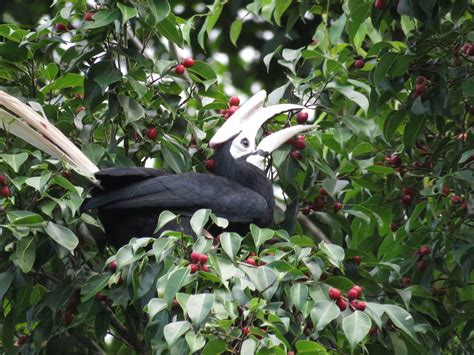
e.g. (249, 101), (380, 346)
(209, 91), (305, 149)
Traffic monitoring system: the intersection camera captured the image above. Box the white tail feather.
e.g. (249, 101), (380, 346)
(0, 91), (100, 183)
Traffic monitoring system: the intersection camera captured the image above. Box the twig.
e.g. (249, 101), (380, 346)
(297, 213), (331, 243)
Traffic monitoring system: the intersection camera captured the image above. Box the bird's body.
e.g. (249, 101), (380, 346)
(0, 90), (314, 249)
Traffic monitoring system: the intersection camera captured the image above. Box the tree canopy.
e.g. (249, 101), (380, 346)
(0, 0), (473, 354)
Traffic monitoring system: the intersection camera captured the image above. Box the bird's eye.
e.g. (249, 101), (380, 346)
(240, 138), (249, 148)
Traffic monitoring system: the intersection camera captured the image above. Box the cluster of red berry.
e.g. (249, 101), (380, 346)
(175, 57), (195, 75)
(220, 96), (240, 120)
(0, 175), (11, 197)
(301, 188), (343, 215)
(244, 252), (265, 267)
(189, 251), (209, 273)
(328, 285), (366, 312)
(415, 244), (430, 272)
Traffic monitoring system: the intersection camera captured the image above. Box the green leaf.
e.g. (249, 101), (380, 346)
(220, 232), (241, 261)
(327, 82), (369, 113)
(241, 338), (257, 354)
(319, 242), (345, 270)
(374, 52), (398, 86)
(156, 14), (183, 47)
(290, 284), (308, 311)
(403, 116), (426, 151)
(164, 267), (189, 304)
(161, 134), (191, 174)
(117, 3), (138, 24)
(82, 143), (106, 165)
(296, 340), (329, 354)
(250, 224), (274, 252)
(40, 63), (58, 81)
(186, 293), (215, 326)
(148, 0), (170, 24)
(42, 73), (84, 94)
(201, 338), (227, 355)
(311, 300), (341, 331)
(384, 305), (417, 341)
(1, 153), (28, 173)
(341, 311), (371, 350)
(81, 274), (110, 301)
(154, 210), (178, 233)
(190, 209), (211, 236)
(185, 331), (206, 353)
(462, 76), (474, 97)
(230, 19), (243, 46)
(44, 222), (79, 252)
(273, 0), (292, 26)
(7, 210), (44, 226)
(83, 8), (120, 29)
(163, 321), (191, 346)
(0, 271), (13, 303)
(146, 298), (167, 320)
(15, 235), (36, 273)
(383, 110), (406, 141)
(187, 61), (218, 90)
(95, 67), (122, 93)
(118, 95), (145, 124)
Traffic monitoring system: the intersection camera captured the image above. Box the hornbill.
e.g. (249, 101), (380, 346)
(0, 91), (315, 248)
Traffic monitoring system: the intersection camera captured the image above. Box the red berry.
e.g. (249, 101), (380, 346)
(60, 171), (71, 181)
(402, 276), (411, 287)
(461, 201), (468, 210)
(225, 105), (239, 119)
(175, 64), (186, 74)
(55, 23), (68, 32)
(18, 334), (29, 345)
(454, 56), (462, 66)
(442, 186), (450, 196)
(416, 76), (426, 85)
(333, 202), (343, 213)
(301, 205), (311, 215)
(311, 197), (325, 211)
(190, 251), (201, 263)
(336, 298), (347, 311)
(95, 292), (106, 302)
(369, 327), (378, 336)
(350, 299), (358, 309)
(146, 127), (158, 140)
(390, 223), (398, 232)
(416, 259), (427, 272)
(182, 57), (195, 68)
(415, 83), (425, 95)
(189, 264), (199, 273)
(75, 106), (85, 113)
(249, 252), (256, 257)
(402, 187), (416, 196)
(319, 188), (328, 196)
(354, 59), (365, 69)
(246, 258), (257, 266)
(451, 195), (462, 204)
(200, 264), (209, 272)
(220, 109), (228, 115)
(229, 96), (240, 107)
(289, 151), (302, 160)
(353, 256), (361, 265)
(347, 289), (359, 300)
(204, 159), (215, 170)
(296, 111), (309, 124)
(242, 326), (251, 336)
(390, 155), (402, 167)
(352, 285), (363, 296)
(0, 175), (5, 184)
(84, 12), (94, 21)
(0, 185), (10, 197)
(199, 254), (208, 264)
(108, 260), (117, 272)
(292, 138), (306, 149)
(355, 301), (366, 311)
(374, 0), (387, 10)
(457, 132), (467, 141)
(418, 245), (430, 256)
(402, 194), (412, 205)
(172, 298), (180, 309)
(328, 287), (342, 300)
(288, 352), (295, 355)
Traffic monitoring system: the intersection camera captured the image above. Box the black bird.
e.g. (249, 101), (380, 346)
(0, 91), (314, 248)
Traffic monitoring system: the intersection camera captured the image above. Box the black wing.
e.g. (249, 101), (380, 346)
(82, 173), (268, 224)
(95, 167), (170, 190)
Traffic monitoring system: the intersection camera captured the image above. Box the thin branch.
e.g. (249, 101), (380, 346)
(297, 213), (331, 243)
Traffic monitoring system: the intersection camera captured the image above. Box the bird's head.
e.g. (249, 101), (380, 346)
(209, 90), (316, 170)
